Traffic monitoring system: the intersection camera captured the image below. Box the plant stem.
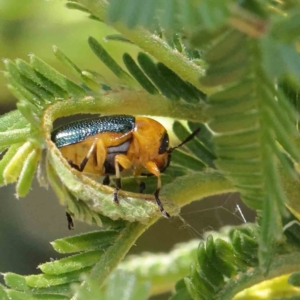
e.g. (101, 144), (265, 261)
(119, 239), (200, 295)
(42, 90), (206, 138)
(77, 0), (217, 95)
(72, 218), (158, 300)
(162, 170), (235, 207)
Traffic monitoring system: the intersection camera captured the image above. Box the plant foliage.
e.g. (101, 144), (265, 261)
(1, 0), (300, 299)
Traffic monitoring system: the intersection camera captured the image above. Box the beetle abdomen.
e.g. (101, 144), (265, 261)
(51, 115), (135, 148)
(104, 139), (131, 174)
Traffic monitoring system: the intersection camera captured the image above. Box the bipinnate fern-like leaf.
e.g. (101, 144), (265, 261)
(170, 221), (300, 300)
(106, 0), (231, 32)
(0, 28), (222, 300)
(1, 36), (215, 225)
(199, 25), (300, 271)
(1, 225), (181, 299)
(3, 222), (297, 300)
(1, 226), (156, 300)
(0, 224), (250, 299)
(0, 34), (229, 297)
(1, 230), (120, 299)
(2, 0), (300, 299)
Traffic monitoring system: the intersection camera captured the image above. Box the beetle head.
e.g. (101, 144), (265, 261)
(157, 127), (201, 172)
(158, 127), (201, 172)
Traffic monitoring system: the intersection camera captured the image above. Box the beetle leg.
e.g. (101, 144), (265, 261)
(113, 160), (121, 204)
(66, 212), (74, 230)
(68, 160), (80, 171)
(103, 175), (110, 186)
(96, 139), (107, 173)
(133, 168), (146, 193)
(145, 161), (170, 218)
(139, 182), (146, 193)
(77, 139), (97, 172)
(113, 154), (132, 204)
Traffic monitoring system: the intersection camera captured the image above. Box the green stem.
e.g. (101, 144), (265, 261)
(119, 239), (200, 295)
(162, 170), (235, 207)
(43, 90), (206, 138)
(72, 218), (158, 300)
(77, 0), (216, 95)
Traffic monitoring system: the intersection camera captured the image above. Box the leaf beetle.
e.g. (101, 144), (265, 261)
(51, 115), (200, 219)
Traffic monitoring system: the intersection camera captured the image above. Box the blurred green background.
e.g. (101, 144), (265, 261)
(0, 1), (255, 299)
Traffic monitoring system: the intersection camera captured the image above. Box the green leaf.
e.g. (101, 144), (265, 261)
(107, 0), (126, 23)
(0, 144), (20, 184)
(123, 53), (158, 94)
(189, 263), (214, 298)
(230, 230), (258, 265)
(4, 60), (46, 107)
(0, 285), (8, 300)
(70, 279), (105, 300)
(88, 37), (135, 86)
(170, 279), (192, 300)
(16, 149), (41, 197)
(53, 46), (82, 77)
(184, 277), (204, 300)
(173, 121), (215, 167)
(171, 150), (206, 171)
(26, 267), (92, 288)
(187, 122), (214, 152)
(16, 102), (41, 127)
(65, 2), (92, 15)
(204, 30), (246, 64)
(4, 273), (29, 291)
(30, 55), (86, 99)
(3, 141), (35, 184)
(205, 235), (236, 278)
(39, 250), (104, 275)
(16, 59), (67, 99)
(272, 8), (300, 43)
(200, 63), (248, 87)
(261, 36), (300, 79)
(197, 242), (224, 288)
(51, 230), (120, 254)
(105, 270), (150, 300)
(156, 63), (201, 103)
(198, 0), (229, 30)
(0, 128), (31, 148)
(53, 46), (100, 91)
(0, 110), (27, 132)
(105, 34), (131, 43)
(137, 53), (179, 100)
(7, 290), (69, 300)
(107, 0), (229, 34)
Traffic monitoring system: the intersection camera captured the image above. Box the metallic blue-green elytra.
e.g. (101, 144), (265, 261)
(51, 115), (135, 148)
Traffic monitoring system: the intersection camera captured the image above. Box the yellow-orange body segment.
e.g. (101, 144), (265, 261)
(52, 114), (199, 218)
(58, 117), (169, 177)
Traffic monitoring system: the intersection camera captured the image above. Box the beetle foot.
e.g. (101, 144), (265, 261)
(139, 181), (146, 193)
(68, 160), (80, 171)
(66, 212), (74, 230)
(162, 210), (170, 218)
(113, 187), (120, 204)
(154, 189), (170, 218)
(103, 175), (110, 185)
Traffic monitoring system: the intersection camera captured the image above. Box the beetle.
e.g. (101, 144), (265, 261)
(51, 115), (200, 219)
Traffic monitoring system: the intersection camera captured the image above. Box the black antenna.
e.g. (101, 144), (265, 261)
(168, 127), (201, 153)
